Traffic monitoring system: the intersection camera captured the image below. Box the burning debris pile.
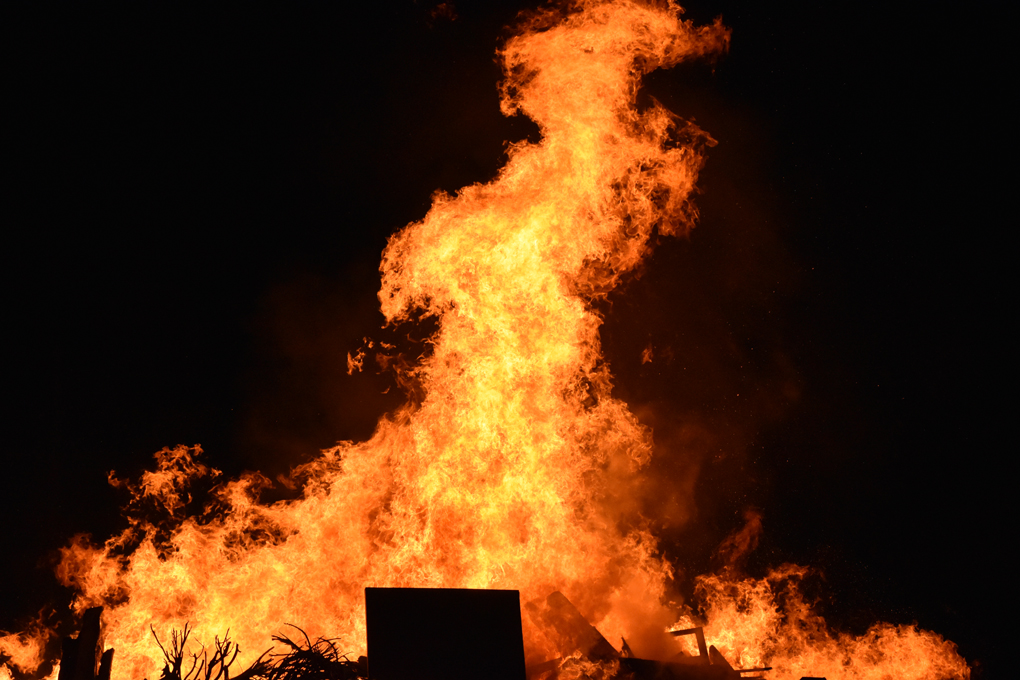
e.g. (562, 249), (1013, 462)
(526, 590), (768, 679)
(51, 609), (366, 680)
(56, 588), (954, 680)
(53, 593), (771, 680)
(1, 1), (969, 679)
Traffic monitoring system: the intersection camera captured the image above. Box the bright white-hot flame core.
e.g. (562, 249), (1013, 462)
(2, 2), (970, 680)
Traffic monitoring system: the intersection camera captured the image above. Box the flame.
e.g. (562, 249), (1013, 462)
(0, 634), (47, 680)
(672, 566), (970, 680)
(4, 2), (969, 679)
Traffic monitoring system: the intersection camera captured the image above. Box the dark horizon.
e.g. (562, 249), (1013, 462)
(2, 1), (1006, 677)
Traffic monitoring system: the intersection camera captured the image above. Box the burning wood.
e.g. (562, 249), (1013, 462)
(57, 608), (113, 680)
(528, 592), (620, 664)
(58, 613), (367, 680)
(667, 629), (708, 661)
(61, 593), (797, 680)
(527, 591), (781, 680)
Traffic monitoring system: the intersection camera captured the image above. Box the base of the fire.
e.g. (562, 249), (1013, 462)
(61, 591), (827, 680)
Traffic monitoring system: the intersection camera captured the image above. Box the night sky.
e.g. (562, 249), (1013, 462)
(2, 1), (1007, 677)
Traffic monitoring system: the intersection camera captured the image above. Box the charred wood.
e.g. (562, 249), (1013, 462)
(526, 593), (752, 680)
(152, 626), (365, 680)
(528, 591), (619, 662)
(58, 607), (113, 680)
(667, 628), (708, 663)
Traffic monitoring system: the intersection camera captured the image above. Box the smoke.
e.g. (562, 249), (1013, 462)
(713, 507), (763, 573)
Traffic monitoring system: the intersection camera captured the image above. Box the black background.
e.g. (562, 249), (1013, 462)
(2, 1), (1007, 677)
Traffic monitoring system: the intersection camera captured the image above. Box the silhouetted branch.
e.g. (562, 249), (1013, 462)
(152, 625), (258, 680)
(150, 626), (364, 680)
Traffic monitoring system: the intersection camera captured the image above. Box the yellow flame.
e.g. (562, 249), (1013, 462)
(673, 566), (970, 680)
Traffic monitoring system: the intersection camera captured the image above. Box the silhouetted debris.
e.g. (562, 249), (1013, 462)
(262, 628), (365, 680)
(152, 625), (364, 680)
(58, 607), (114, 680)
(667, 628), (708, 663)
(364, 587), (526, 680)
(57, 592), (813, 680)
(528, 591), (619, 663)
(707, 647), (731, 671)
(152, 623), (267, 680)
(525, 593), (774, 680)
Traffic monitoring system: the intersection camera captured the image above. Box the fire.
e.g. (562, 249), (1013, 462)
(671, 566), (969, 679)
(1, 2), (969, 680)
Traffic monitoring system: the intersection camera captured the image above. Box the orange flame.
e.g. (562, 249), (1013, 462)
(4, 2), (969, 680)
(672, 566), (969, 680)
(0, 630), (49, 680)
